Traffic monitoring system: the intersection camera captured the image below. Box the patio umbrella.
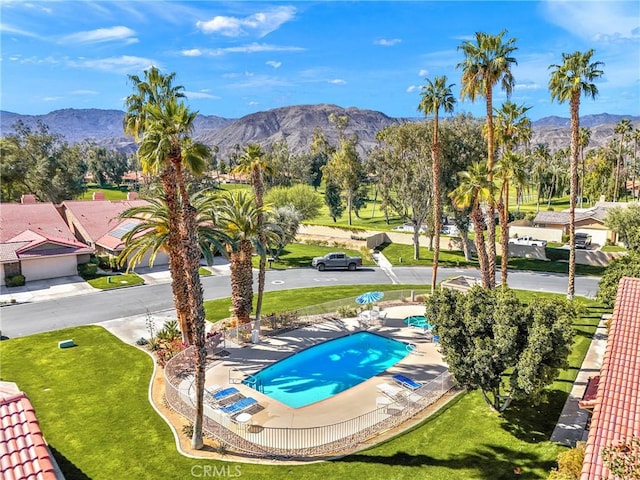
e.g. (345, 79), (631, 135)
(356, 291), (384, 305)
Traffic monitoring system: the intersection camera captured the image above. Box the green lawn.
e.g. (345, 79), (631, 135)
(87, 273), (145, 289)
(1, 290), (606, 479)
(79, 185), (130, 201)
(252, 243), (375, 269)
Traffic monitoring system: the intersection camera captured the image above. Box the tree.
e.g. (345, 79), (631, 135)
(493, 101), (531, 285)
(449, 162), (496, 287)
(324, 181), (344, 222)
(233, 144), (272, 339)
(578, 127), (591, 207)
(264, 184), (323, 221)
(117, 189), (232, 341)
(123, 66), (210, 449)
(267, 205), (302, 260)
(549, 49), (604, 300)
(419, 75), (456, 293)
(605, 203), (640, 251)
(532, 143), (551, 212)
(613, 118), (633, 201)
(425, 286), (576, 411)
(322, 136), (363, 226)
(595, 252), (640, 307)
(214, 191), (270, 325)
(0, 121), (87, 203)
(458, 29), (518, 288)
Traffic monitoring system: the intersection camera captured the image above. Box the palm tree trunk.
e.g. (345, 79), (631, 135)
(431, 111), (441, 293)
(485, 90), (497, 288)
(471, 206), (491, 288)
(253, 168), (265, 340)
(499, 182), (509, 286)
(230, 240), (253, 325)
(567, 94), (579, 300)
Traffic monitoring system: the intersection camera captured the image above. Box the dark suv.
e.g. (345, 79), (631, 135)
(575, 233), (592, 249)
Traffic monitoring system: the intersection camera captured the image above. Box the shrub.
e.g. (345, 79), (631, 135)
(548, 442), (585, 479)
(337, 305), (358, 318)
(181, 422), (194, 438)
(78, 263), (98, 278)
(546, 247), (570, 262)
(5, 274), (25, 287)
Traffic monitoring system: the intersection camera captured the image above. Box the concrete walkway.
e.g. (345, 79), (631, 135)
(550, 314), (609, 446)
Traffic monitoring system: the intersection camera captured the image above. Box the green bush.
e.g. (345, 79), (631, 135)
(546, 247), (570, 262)
(5, 274), (25, 287)
(337, 305), (359, 318)
(78, 263), (98, 277)
(561, 234), (569, 244)
(548, 442), (585, 479)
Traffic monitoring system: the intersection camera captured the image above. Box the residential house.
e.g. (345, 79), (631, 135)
(0, 381), (65, 479)
(0, 196), (93, 286)
(580, 276), (640, 479)
(59, 193), (169, 268)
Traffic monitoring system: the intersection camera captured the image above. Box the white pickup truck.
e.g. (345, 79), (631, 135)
(508, 236), (547, 247)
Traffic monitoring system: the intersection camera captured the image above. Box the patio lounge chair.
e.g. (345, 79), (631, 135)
(220, 397), (258, 415)
(392, 374), (423, 390)
(376, 382), (419, 405)
(210, 386), (240, 402)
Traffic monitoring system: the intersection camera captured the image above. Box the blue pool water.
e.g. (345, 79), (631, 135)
(404, 315), (433, 330)
(243, 332), (410, 408)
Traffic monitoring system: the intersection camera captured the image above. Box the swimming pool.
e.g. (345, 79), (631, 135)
(243, 332), (410, 408)
(404, 315), (433, 330)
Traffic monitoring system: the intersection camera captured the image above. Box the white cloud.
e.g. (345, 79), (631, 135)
(515, 82), (541, 91)
(0, 23), (44, 39)
(418, 69), (429, 77)
(374, 38), (401, 46)
(43, 96), (63, 102)
(266, 60), (282, 68)
(70, 89), (98, 95)
(69, 55), (157, 74)
(60, 26), (138, 45)
(542, 1), (640, 43)
(182, 49), (202, 57)
(184, 91), (220, 100)
(180, 43), (303, 57)
(406, 85), (418, 93)
(329, 79), (346, 85)
(248, 101), (259, 106)
(196, 6), (296, 38)
(227, 75), (293, 89)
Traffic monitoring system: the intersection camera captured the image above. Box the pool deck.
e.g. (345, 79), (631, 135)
(204, 305), (447, 429)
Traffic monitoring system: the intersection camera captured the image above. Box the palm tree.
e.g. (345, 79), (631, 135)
(449, 161), (496, 288)
(578, 127), (591, 207)
(633, 129), (640, 200)
(549, 49), (604, 300)
(458, 30), (518, 288)
(124, 66), (212, 449)
(214, 191), (270, 325)
(493, 101), (532, 286)
(613, 118), (632, 201)
(418, 75), (456, 293)
(232, 144), (273, 339)
(117, 190), (232, 343)
(495, 151), (527, 285)
(532, 143), (551, 212)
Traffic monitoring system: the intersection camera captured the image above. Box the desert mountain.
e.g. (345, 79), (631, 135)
(1, 106), (637, 158)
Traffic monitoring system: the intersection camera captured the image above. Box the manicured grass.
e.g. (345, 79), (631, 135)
(203, 284), (428, 322)
(252, 243), (375, 269)
(198, 266), (212, 276)
(1, 292), (607, 479)
(377, 242), (606, 276)
(87, 273), (145, 289)
(79, 185), (130, 201)
(601, 245), (626, 252)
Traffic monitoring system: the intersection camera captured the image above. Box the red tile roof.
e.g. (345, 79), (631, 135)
(0, 388), (57, 480)
(0, 203), (79, 244)
(581, 276), (640, 479)
(60, 200), (149, 243)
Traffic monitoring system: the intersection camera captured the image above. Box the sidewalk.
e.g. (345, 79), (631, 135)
(550, 314), (609, 446)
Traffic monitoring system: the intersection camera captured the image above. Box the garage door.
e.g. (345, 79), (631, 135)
(577, 229), (607, 247)
(21, 256), (78, 282)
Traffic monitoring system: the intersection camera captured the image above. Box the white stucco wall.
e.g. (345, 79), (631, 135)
(20, 256), (78, 282)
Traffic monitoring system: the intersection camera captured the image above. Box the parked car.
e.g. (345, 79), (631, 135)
(575, 233), (592, 249)
(441, 224), (459, 236)
(508, 236), (547, 247)
(311, 252), (362, 271)
(392, 223), (427, 233)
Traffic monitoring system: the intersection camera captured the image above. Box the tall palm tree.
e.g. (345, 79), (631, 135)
(418, 75), (456, 293)
(495, 151), (527, 285)
(124, 66), (212, 449)
(633, 129), (640, 200)
(532, 143), (551, 212)
(233, 144), (273, 339)
(493, 101), (531, 286)
(457, 30), (518, 288)
(613, 118), (632, 201)
(449, 161), (496, 288)
(117, 190), (232, 343)
(214, 191), (270, 325)
(549, 49), (604, 300)
(578, 127), (592, 207)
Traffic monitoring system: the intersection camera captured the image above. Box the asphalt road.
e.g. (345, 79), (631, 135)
(0, 266), (601, 339)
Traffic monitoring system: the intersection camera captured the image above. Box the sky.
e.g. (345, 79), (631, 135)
(1, 1), (639, 121)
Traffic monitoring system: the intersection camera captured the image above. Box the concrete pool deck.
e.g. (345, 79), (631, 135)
(202, 305), (447, 430)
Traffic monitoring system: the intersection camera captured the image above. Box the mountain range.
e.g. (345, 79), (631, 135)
(1, 105), (638, 158)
